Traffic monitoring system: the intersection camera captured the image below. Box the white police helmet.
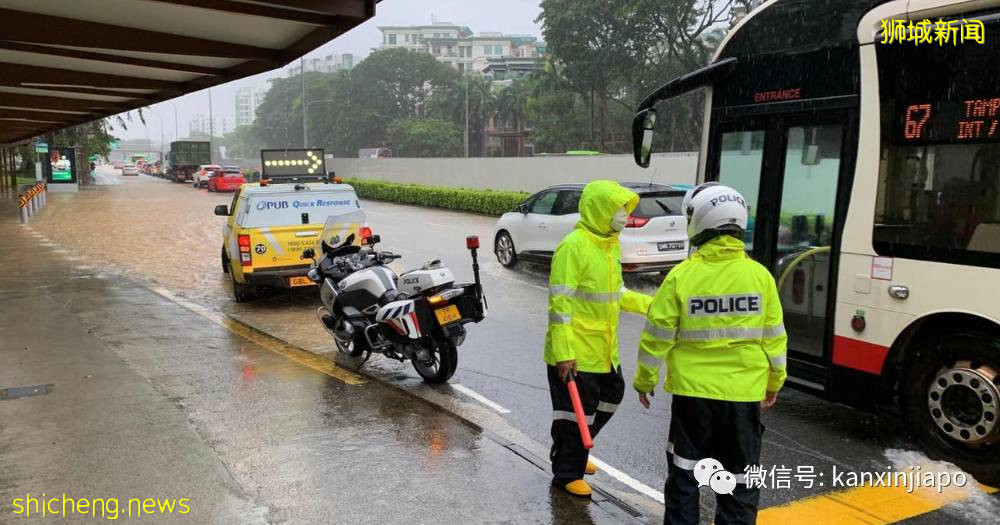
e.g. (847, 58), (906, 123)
(684, 183), (748, 246)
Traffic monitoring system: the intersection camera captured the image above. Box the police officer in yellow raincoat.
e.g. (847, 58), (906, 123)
(634, 183), (787, 524)
(544, 180), (653, 497)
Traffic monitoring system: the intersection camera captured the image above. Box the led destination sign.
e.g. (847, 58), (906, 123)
(900, 97), (1000, 144)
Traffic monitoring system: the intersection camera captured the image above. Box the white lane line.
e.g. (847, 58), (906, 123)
(589, 456), (665, 504)
(452, 384), (511, 414)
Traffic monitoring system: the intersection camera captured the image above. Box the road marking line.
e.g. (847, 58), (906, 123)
(452, 384), (511, 414)
(147, 287), (365, 386)
(589, 456), (665, 504)
(757, 481), (997, 524)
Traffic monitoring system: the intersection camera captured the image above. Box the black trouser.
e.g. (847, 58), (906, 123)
(547, 365), (625, 486)
(664, 394), (763, 525)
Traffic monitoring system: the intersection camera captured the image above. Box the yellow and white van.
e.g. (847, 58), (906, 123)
(215, 181), (368, 302)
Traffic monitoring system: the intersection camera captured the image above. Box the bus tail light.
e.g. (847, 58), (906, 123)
(239, 234), (252, 267)
(626, 216), (649, 228)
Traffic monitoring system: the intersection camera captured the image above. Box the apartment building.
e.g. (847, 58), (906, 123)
(234, 85), (269, 128)
(378, 22), (545, 75)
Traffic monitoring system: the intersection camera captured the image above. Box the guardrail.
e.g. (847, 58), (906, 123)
(18, 182), (46, 224)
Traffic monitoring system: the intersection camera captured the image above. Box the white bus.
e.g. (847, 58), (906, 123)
(633, 0), (1000, 482)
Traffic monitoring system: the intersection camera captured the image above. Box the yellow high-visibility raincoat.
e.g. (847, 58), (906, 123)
(633, 235), (787, 401)
(544, 180), (653, 373)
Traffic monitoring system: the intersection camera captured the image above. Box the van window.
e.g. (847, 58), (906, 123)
(242, 191), (360, 228)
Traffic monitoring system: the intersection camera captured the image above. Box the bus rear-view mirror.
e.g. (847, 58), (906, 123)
(632, 109), (658, 168)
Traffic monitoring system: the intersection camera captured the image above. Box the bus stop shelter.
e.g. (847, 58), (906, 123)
(0, 0), (378, 188)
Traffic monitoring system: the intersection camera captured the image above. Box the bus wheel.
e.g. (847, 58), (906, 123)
(903, 330), (1000, 484)
(221, 246), (229, 274)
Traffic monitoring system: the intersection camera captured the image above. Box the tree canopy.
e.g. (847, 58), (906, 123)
(239, 1), (742, 159)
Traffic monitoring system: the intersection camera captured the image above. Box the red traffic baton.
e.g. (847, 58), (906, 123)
(566, 377), (593, 450)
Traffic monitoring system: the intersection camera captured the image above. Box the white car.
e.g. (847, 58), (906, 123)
(121, 164), (138, 176)
(194, 164), (222, 188)
(493, 183), (691, 273)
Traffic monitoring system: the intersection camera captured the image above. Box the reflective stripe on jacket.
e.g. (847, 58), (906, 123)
(632, 235), (787, 402)
(544, 180), (653, 373)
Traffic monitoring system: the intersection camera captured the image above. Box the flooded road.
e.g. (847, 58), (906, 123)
(20, 167), (1000, 523)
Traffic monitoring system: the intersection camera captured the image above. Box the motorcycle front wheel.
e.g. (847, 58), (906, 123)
(412, 335), (458, 383)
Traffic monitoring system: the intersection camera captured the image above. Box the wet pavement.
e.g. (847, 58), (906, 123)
(0, 182), (637, 523)
(4, 167), (999, 523)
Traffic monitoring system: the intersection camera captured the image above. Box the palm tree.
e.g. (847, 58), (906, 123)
(494, 78), (529, 131)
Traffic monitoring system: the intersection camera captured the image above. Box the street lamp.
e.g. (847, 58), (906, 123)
(304, 98), (337, 149)
(170, 101), (179, 142)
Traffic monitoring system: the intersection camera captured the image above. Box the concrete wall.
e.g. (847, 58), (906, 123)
(327, 153), (699, 193)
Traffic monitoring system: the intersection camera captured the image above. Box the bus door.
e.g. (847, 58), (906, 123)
(710, 111), (852, 388)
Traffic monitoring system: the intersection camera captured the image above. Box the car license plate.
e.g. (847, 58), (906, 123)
(658, 241), (685, 252)
(434, 304), (462, 325)
(289, 276), (315, 287)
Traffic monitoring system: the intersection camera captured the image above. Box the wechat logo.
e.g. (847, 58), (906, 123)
(694, 458), (737, 495)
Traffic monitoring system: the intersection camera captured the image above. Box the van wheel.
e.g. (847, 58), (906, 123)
(221, 247), (229, 274)
(902, 330), (1000, 484)
(231, 273), (255, 303)
(412, 335), (458, 383)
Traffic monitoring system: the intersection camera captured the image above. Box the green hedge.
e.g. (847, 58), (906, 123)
(345, 178), (529, 216)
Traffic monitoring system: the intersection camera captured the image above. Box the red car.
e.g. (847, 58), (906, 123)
(207, 166), (245, 192)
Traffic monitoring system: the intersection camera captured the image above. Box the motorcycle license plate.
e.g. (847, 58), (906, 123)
(289, 276), (315, 287)
(434, 304), (461, 325)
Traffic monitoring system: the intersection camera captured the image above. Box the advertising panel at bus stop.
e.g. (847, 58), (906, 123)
(44, 147), (77, 184)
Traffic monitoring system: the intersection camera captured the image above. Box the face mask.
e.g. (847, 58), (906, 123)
(610, 207), (628, 232)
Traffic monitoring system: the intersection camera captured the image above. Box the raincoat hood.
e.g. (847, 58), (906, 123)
(577, 180), (640, 237)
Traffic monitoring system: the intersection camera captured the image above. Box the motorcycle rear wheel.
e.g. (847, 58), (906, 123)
(412, 335), (458, 383)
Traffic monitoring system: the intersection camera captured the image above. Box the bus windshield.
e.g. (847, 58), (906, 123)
(875, 14), (1000, 268)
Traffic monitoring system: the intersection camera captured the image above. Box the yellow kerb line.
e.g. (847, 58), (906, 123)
(758, 481), (997, 524)
(148, 287), (365, 385)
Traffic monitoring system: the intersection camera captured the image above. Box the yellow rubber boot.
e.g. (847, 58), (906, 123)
(585, 460), (598, 475)
(563, 479), (592, 498)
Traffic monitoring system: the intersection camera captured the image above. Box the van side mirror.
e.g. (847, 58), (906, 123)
(214, 204), (229, 216)
(632, 108), (658, 168)
(517, 203), (529, 214)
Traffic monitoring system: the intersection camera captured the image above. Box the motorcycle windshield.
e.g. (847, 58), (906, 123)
(320, 209), (368, 249)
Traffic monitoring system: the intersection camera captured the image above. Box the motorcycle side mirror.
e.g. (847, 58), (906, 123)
(365, 234), (381, 246)
(301, 248), (316, 260)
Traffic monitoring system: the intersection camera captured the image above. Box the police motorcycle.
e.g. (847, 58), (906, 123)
(301, 212), (487, 383)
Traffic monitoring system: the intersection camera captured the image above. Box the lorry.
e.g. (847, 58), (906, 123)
(166, 141), (211, 183)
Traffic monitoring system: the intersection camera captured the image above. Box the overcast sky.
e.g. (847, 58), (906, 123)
(115, 0), (544, 141)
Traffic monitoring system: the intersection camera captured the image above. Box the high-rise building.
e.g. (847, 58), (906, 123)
(285, 53), (356, 76)
(188, 114), (231, 136)
(377, 22), (545, 78)
(235, 85), (269, 128)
